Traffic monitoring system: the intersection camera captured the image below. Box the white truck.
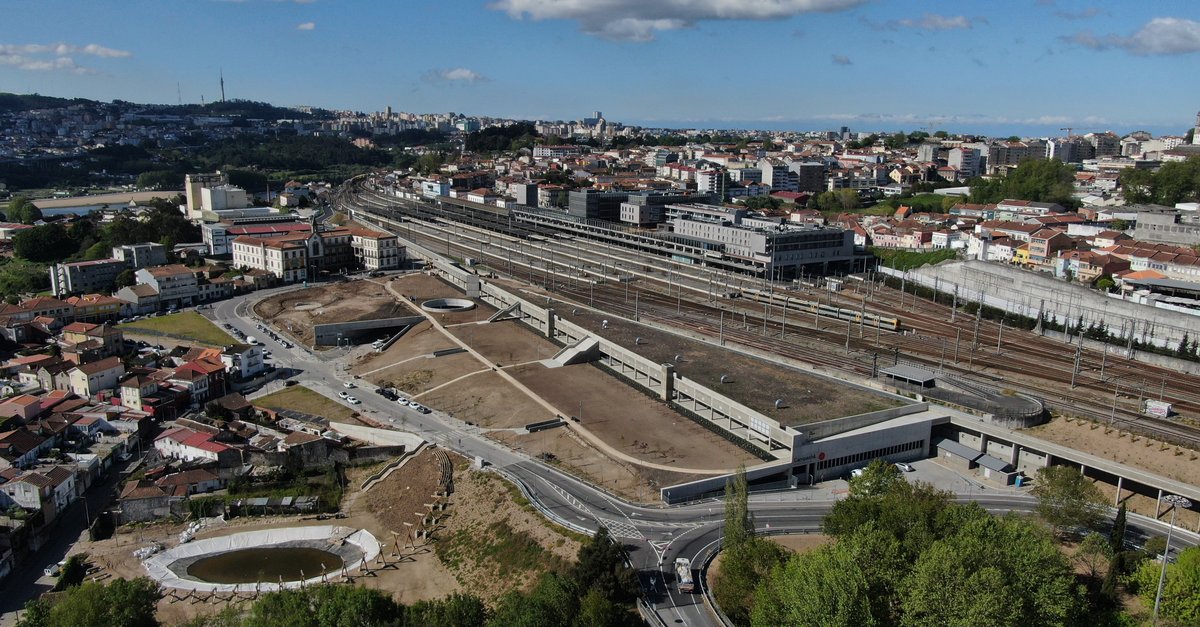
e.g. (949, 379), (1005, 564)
(675, 557), (695, 593)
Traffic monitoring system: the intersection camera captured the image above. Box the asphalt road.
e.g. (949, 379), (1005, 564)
(186, 287), (1200, 626)
(5, 289), (1193, 627)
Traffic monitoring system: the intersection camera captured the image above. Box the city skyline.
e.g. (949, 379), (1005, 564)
(2, 1), (1200, 136)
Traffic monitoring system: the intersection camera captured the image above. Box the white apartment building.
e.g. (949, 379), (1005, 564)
(231, 235), (309, 283)
(350, 227), (402, 271)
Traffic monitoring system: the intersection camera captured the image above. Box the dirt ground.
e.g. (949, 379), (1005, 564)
(255, 280), (407, 347)
(1025, 416), (1200, 486)
(435, 465), (583, 602)
(486, 428), (706, 504)
(532, 290), (901, 426)
(418, 370), (553, 429)
(768, 533), (832, 554)
(1024, 416), (1200, 531)
(389, 272), (498, 326)
(73, 448), (463, 625)
(361, 352), (484, 397)
(510, 362), (761, 471)
(446, 320), (560, 366)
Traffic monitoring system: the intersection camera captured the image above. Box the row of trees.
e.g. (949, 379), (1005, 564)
(714, 461), (1199, 626)
(1121, 156), (1200, 206)
(4, 196), (44, 224)
(10, 197), (199, 265)
(967, 157), (1078, 208)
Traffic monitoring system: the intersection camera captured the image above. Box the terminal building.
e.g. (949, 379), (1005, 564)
(664, 203), (859, 279)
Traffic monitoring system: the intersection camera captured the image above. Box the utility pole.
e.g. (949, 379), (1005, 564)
(950, 287), (957, 322)
(972, 305), (982, 350)
(954, 328), (961, 364)
(719, 310), (725, 346)
(996, 318), (1004, 354)
(845, 319), (851, 354)
(1070, 345), (1082, 389)
(780, 303), (787, 339)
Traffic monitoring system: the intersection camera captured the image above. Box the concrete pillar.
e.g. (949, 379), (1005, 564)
(979, 433), (989, 453)
(1080, 463), (1087, 478)
(1009, 444), (1019, 467)
(1114, 476), (1123, 507)
(660, 363), (675, 401)
(1155, 488), (1164, 518)
(545, 309), (555, 339)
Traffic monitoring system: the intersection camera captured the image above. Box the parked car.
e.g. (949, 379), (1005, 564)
(338, 391), (349, 399)
(343, 382), (355, 389)
(347, 396), (361, 405)
(895, 462), (915, 472)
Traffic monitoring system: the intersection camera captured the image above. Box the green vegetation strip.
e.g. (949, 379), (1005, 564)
(118, 311), (234, 347)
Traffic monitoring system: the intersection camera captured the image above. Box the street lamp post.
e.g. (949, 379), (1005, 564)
(1152, 494), (1192, 626)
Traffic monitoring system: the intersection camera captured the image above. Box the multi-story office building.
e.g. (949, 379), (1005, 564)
(111, 242), (167, 269)
(185, 172), (228, 220)
(665, 203), (858, 278)
(49, 259), (127, 297)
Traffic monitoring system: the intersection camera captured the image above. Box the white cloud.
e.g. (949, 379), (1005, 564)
(1054, 7), (1106, 20)
(831, 54), (852, 65)
(866, 13), (977, 31)
(0, 42), (129, 74)
(490, 0), (867, 41)
(423, 67), (490, 84)
(1065, 17), (1200, 55)
(296, 21), (316, 30)
(807, 112), (1112, 127)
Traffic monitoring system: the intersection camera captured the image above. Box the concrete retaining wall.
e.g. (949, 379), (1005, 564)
(801, 403), (929, 440)
(313, 316), (424, 346)
(891, 261), (1194, 349)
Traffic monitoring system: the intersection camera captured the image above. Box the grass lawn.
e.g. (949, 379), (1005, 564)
(119, 311), (235, 347)
(254, 385), (362, 424)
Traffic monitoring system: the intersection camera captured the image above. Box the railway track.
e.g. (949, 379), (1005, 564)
(339, 184), (1200, 448)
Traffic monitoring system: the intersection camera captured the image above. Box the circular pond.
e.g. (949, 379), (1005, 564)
(143, 525), (381, 592)
(420, 298), (476, 313)
(186, 547), (344, 584)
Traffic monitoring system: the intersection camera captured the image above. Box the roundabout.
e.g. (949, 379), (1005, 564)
(142, 526), (380, 592)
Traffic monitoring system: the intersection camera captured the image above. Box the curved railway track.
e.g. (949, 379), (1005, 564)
(340, 183), (1200, 448)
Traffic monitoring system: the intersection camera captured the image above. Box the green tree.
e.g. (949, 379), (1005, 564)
(1075, 532), (1113, 581)
(1127, 545), (1200, 625)
(13, 223), (73, 262)
(572, 588), (635, 627)
(1110, 503), (1127, 553)
(848, 459), (902, 497)
(7, 195), (43, 224)
(17, 577), (162, 627)
(54, 553), (89, 591)
(835, 188), (860, 210)
(488, 573), (578, 627)
(570, 527), (639, 605)
(405, 593), (488, 627)
(244, 585), (401, 627)
(900, 515), (1086, 627)
(1031, 465), (1106, 536)
(968, 158), (1077, 208)
(885, 132), (908, 149)
(712, 466), (788, 625)
(752, 537), (877, 627)
(114, 268), (136, 289)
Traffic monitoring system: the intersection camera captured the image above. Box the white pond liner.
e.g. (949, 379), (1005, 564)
(143, 525), (380, 592)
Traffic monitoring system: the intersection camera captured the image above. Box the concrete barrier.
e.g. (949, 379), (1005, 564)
(312, 315), (424, 346)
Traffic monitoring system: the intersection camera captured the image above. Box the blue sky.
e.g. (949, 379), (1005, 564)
(3, 1), (1199, 136)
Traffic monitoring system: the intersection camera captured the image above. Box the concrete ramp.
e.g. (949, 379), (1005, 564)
(488, 301), (523, 322)
(547, 336), (601, 368)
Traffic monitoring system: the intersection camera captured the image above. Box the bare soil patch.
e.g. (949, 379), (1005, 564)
(509, 362), (760, 471)
(435, 465), (584, 601)
(418, 370), (553, 429)
(358, 352), (483, 397)
(768, 533), (831, 553)
(487, 428), (704, 503)
(447, 320), (560, 366)
(75, 448), (461, 625)
(255, 280), (406, 346)
(389, 272), (498, 326)
(1024, 416), (1200, 485)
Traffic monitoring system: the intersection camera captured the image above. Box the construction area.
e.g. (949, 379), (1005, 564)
(254, 279), (411, 347)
